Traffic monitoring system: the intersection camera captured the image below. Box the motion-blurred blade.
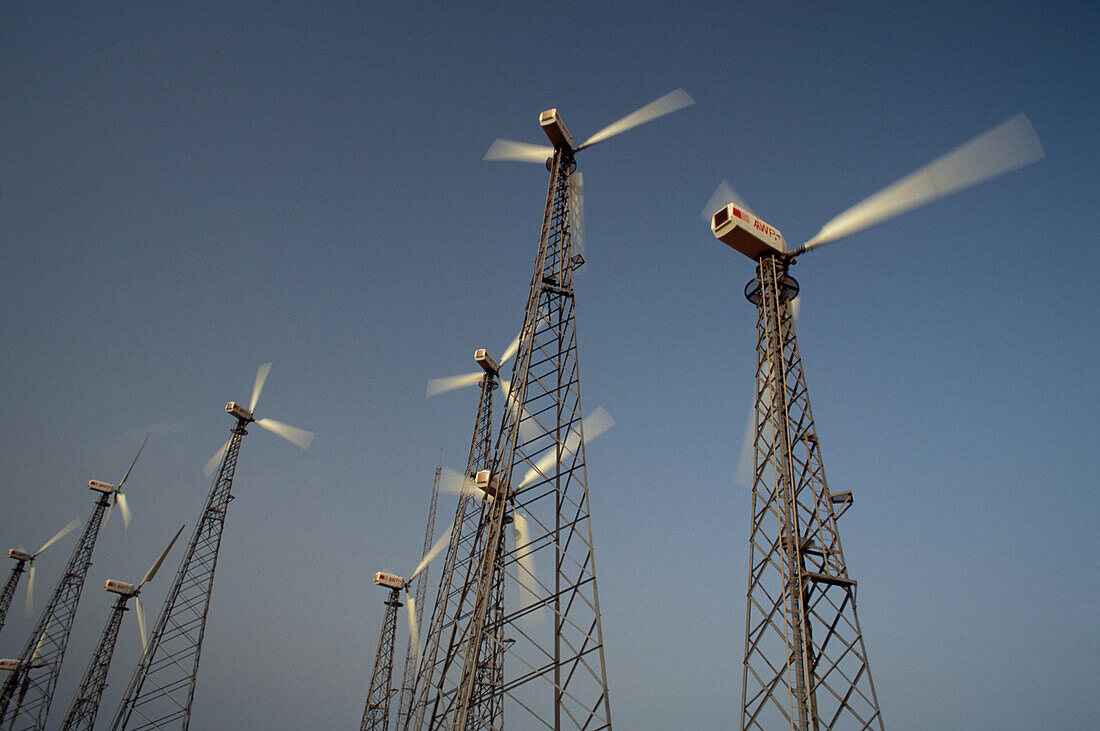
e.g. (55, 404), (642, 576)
(499, 333), (521, 367)
(790, 295), (801, 321)
(25, 566), (35, 616)
(117, 434), (150, 489)
(484, 139), (555, 163)
(702, 180), (756, 221)
(426, 371), (484, 397)
(405, 592), (421, 668)
(577, 88), (694, 150)
(116, 491), (132, 529)
(203, 439), (231, 478)
(512, 512), (538, 610)
(568, 172), (585, 258)
(32, 621), (50, 660)
(517, 407), (615, 488)
(255, 418), (315, 450)
(250, 362), (273, 413)
(140, 524), (186, 588)
(800, 113), (1045, 252)
(734, 403), (756, 489)
(411, 522), (454, 580)
(438, 467), (479, 498)
(136, 597), (147, 653)
(35, 517), (80, 557)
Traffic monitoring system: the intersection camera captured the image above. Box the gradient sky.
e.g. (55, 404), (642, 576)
(1, 2), (1097, 728)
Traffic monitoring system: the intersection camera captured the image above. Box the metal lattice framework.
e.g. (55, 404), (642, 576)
(0, 558), (28, 637)
(362, 588), (403, 731)
(59, 593), (130, 731)
(0, 493), (110, 730)
(432, 146), (612, 729)
(410, 373), (497, 728)
(109, 419), (247, 730)
(396, 467), (442, 727)
(740, 254), (882, 730)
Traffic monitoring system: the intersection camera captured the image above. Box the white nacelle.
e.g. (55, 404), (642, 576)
(88, 479), (115, 494)
(373, 572), (404, 590)
(475, 470), (506, 501)
(540, 109), (574, 150)
(0, 659), (20, 672)
(225, 401), (253, 421)
(474, 349), (498, 375)
(712, 203), (787, 259)
(6, 549), (31, 562)
(104, 579), (136, 596)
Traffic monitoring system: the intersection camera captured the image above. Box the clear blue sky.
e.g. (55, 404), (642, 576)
(1, 1), (1096, 728)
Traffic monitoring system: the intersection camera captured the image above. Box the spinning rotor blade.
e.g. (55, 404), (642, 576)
(136, 597), (148, 653)
(255, 418), (315, 450)
(799, 113), (1044, 252)
(411, 522), (454, 581)
(203, 438), (231, 478)
(405, 592), (421, 668)
(517, 407), (615, 488)
(499, 333), (521, 367)
(512, 511), (538, 611)
(790, 295), (801, 321)
(25, 566), (35, 616)
(577, 88), (694, 151)
(139, 524), (186, 589)
(484, 139), (554, 163)
(702, 180), (756, 221)
(250, 362), (273, 413)
(438, 467), (480, 498)
(426, 371), (484, 397)
(34, 517), (80, 558)
(117, 434), (150, 490)
(116, 491), (132, 529)
(568, 172), (585, 258)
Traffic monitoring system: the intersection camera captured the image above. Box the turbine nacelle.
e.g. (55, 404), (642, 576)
(474, 348), (499, 375)
(0, 659), (20, 671)
(103, 579), (137, 597)
(475, 470), (507, 501)
(373, 572), (406, 591)
(225, 401), (254, 422)
(712, 203), (787, 260)
(6, 549), (31, 562)
(539, 109), (574, 150)
(87, 479), (115, 494)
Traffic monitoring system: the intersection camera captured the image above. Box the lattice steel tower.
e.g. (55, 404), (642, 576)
(0, 442), (144, 730)
(420, 91), (692, 729)
(709, 112), (1045, 730)
(110, 364), (312, 730)
(361, 576), (405, 731)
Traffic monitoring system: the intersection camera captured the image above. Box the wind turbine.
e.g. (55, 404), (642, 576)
(110, 363), (313, 731)
(361, 524), (454, 731)
(425, 88), (690, 731)
(0, 518), (80, 636)
(708, 113), (1044, 730)
(59, 525), (184, 731)
(0, 437), (149, 729)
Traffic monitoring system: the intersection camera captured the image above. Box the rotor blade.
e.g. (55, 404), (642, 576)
(568, 172), (585, 258)
(484, 139), (554, 163)
(405, 591), (421, 668)
(35, 517), (80, 557)
(790, 295), (801, 321)
(203, 438), (231, 478)
(32, 621), (50, 660)
(702, 180), (756, 221)
(426, 371), (484, 397)
(517, 407), (615, 488)
(499, 333), (521, 367)
(800, 113), (1045, 252)
(255, 418), (315, 450)
(136, 596), (148, 653)
(140, 524), (186, 589)
(577, 88), (694, 150)
(116, 491), (132, 529)
(104, 500), (115, 530)
(117, 433), (150, 490)
(25, 565), (35, 616)
(411, 522), (454, 581)
(250, 362), (273, 413)
(438, 467), (479, 498)
(512, 512), (538, 610)
(734, 402), (756, 489)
